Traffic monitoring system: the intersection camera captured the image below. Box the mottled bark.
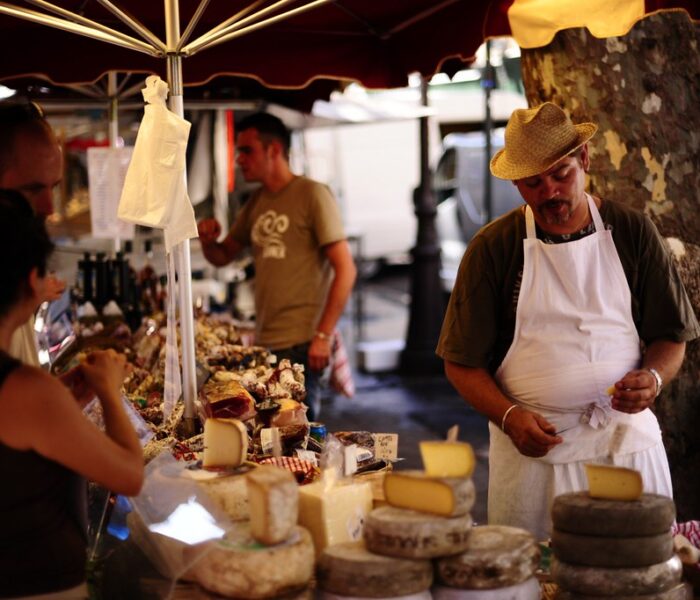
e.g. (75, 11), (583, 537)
(520, 11), (700, 520)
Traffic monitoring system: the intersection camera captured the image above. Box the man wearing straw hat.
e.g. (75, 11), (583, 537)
(437, 102), (699, 540)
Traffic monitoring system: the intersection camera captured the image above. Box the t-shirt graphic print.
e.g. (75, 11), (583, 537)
(252, 209), (289, 259)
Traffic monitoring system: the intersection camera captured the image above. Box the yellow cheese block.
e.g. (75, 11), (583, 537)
(298, 479), (373, 558)
(419, 440), (475, 478)
(383, 470), (475, 517)
(606, 385), (616, 395)
(585, 464), (643, 501)
(202, 418), (248, 468)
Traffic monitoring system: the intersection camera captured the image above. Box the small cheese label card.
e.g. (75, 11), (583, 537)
(373, 433), (399, 461)
(446, 425), (459, 442)
(260, 427), (281, 456)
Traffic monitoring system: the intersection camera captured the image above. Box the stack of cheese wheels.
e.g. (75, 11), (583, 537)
(551, 465), (688, 600)
(186, 458), (316, 597)
(432, 525), (541, 600)
(316, 440), (479, 599)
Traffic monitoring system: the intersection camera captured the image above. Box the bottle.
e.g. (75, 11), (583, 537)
(94, 252), (109, 310)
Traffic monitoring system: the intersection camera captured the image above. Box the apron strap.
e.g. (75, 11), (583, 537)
(524, 193), (603, 240)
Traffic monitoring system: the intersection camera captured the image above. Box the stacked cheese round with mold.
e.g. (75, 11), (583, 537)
(550, 490), (685, 599)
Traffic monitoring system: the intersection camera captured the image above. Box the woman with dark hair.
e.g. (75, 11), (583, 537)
(0, 190), (144, 599)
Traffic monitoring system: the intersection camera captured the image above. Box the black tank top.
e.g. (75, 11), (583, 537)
(0, 351), (86, 597)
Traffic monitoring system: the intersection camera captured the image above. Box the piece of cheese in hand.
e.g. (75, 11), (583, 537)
(247, 465), (299, 545)
(606, 385), (616, 395)
(383, 471), (475, 517)
(419, 440), (475, 478)
(585, 463), (643, 501)
(202, 418), (248, 468)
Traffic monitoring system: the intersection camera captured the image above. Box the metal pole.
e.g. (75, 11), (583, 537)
(165, 0), (197, 436)
(483, 39), (494, 223)
(400, 76), (445, 375)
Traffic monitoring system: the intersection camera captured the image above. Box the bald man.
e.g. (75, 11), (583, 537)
(0, 101), (65, 366)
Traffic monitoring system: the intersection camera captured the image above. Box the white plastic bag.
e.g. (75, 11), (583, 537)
(118, 75), (198, 253)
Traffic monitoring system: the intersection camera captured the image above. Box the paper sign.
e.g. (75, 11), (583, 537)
(372, 433), (399, 461)
(261, 428), (281, 457)
(446, 425), (460, 442)
(343, 444), (358, 477)
(87, 146), (135, 240)
(295, 449), (318, 467)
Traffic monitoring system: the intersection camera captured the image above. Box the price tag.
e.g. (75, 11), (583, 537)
(261, 427), (281, 456)
(343, 444), (358, 476)
(372, 433), (399, 461)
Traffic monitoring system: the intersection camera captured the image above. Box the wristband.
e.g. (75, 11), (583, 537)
(501, 404), (518, 432)
(645, 367), (663, 398)
(314, 330), (332, 341)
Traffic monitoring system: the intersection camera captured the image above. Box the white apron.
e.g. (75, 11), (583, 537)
(488, 195), (672, 540)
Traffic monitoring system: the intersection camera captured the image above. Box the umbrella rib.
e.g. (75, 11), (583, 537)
(330, 0), (384, 39)
(184, 0), (332, 55)
(386, 0), (462, 36)
(94, 0), (167, 52)
(0, 2), (162, 56)
(175, 0), (210, 52)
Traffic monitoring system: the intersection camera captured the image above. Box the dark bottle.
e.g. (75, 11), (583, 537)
(94, 252), (109, 310)
(76, 252), (94, 304)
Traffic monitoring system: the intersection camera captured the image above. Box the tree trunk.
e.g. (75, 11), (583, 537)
(520, 10), (700, 520)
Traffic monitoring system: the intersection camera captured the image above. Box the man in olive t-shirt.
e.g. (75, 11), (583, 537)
(198, 113), (356, 417)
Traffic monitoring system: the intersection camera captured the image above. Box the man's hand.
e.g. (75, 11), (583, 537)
(43, 274), (66, 302)
(198, 218), (222, 245)
(308, 335), (331, 372)
(610, 369), (658, 414)
(503, 406), (563, 457)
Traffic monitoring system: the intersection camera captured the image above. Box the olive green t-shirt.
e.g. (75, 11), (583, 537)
(436, 199), (700, 373)
(230, 176), (346, 349)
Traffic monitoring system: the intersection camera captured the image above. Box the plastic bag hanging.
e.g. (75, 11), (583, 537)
(118, 75), (198, 253)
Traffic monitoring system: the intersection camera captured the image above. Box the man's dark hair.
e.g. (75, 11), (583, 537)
(238, 112), (291, 157)
(0, 188), (54, 315)
(0, 100), (52, 176)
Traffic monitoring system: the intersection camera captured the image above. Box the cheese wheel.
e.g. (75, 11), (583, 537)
(550, 555), (683, 596)
(196, 472), (249, 521)
(186, 525), (314, 599)
(432, 577), (540, 600)
(551, 529), (673, 567)
(318, 592), (432, 600)
(552, 492), (675, 536)
(435, 525), (539, 589)
(383, 471), (475, 517)
(554, 581), (692, 600)
(317, 541), (433, 598)
(246, 465), (298, 545)
(363, 506), (472, 559)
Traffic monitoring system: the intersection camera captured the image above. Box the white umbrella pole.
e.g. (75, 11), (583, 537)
(107, 71), (121, 253)
(165, 0), (197, 435)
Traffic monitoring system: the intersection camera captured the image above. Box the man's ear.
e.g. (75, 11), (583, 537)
(580, 143), (591, 172)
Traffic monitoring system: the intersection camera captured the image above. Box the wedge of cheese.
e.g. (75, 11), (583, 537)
(585, 464), (643, 501)
(419, 440), (475, 478)
(383, 471), (475, 517)
(247, 465), (298, 545)
(202, 418), (248, 468)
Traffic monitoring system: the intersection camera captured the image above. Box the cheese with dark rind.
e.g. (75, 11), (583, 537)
(552, 492), (675, 536)
(317, 541), (433, 598)
(435, 525), (540, 589)
(186, 525), (314, 599)
(432, 577), (541, 599)
(554, 581), (691, 600)
(551, 555), (683, 596)
(551, 529), (673, 567)
(363, 506), (472, 559)
(383, 471), (476, 517)
(246, 465), (298, 545)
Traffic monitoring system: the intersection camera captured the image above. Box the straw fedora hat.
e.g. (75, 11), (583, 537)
(490, 102), (597, 180)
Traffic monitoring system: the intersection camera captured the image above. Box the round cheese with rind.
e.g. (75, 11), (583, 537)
(363, 506), (472, 559)
(551, 529), (673, 567)
(552, 492), (675, 536)
(186, 525), (314, 599)
(196, 472), (249, 521)
(435, 525), (540, 589)
(554, 581), (691, 600)
(551, 555), (683, 596)
(318, 592), (432, 600)
(317, 541), (433, 598)
(383, 471), (476, 517)
(432, 576), (540, 599)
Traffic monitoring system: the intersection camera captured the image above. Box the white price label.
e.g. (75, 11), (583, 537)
(372, 433), (399, 461)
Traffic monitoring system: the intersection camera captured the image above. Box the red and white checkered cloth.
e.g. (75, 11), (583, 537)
(673, 520), (700, 548)
(329, 329), (355, 398)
